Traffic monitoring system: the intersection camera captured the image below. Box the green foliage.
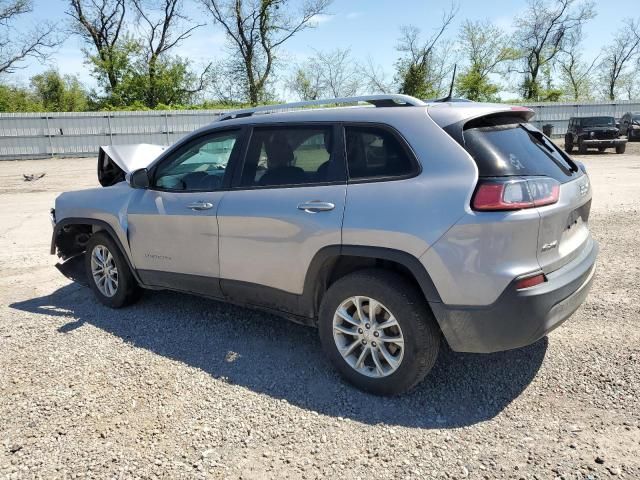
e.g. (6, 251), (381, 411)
(0, 84), (42, 112)
(89, 45), (208, 109)
(397, 62), (439, 99)
(455, 68), (500, 102)
(30, 69), (89, 111)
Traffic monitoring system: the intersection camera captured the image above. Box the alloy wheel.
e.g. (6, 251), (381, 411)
(332, 296), (405, 378)
(90, 245), (119, 297)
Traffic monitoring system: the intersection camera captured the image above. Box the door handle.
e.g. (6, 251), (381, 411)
(297, 201), (335, 213)
(186, 201), (214, 211)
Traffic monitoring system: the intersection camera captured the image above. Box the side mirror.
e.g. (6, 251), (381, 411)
(126, 168), (150, 189)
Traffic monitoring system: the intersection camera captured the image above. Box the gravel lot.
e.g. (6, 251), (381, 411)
(1, 145), (639, 479)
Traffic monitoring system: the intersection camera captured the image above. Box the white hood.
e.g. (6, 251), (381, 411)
(98, 144), (167, 186)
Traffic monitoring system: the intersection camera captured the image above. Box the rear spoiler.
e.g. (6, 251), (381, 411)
(98, 144), (167, 187)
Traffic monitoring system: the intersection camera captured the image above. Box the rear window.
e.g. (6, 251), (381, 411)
(463, 116), (580, 182)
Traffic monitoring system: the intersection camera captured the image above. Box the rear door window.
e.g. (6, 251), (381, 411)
(238, 125), (341, 187)
(463, 116), (580, 182)
(344, 126), (416, 180)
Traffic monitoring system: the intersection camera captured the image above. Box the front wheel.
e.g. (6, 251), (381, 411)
(318, 269), (440, 396)
(616, 143), (626, 154)
(85, 232), (142, 308)
(578, 138), (588, 154)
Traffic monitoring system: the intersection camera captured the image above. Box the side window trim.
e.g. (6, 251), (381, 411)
(147, 126), (247, 193)
(229, 122), (347, 190)
(342, 122), (422, 184)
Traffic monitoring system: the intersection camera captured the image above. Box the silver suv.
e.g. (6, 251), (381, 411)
(50, 95), (598, 395)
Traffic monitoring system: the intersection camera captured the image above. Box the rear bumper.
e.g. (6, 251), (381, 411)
(581, 139), (626, 148)
(431, 240), (598, 353)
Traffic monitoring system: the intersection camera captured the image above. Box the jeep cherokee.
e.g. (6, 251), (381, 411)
(50, 95), (598, 395)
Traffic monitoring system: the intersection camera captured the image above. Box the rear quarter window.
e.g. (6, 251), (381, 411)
(463, 116), (580, 182)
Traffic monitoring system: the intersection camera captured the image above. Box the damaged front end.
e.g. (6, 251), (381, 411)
(50, 214), (92, 285)
(98, 143), (166, 186)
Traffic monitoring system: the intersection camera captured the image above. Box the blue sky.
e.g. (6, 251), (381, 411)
(7, 0), (625, 97)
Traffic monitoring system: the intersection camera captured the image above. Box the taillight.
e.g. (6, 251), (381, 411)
(472, 177), (560, 211)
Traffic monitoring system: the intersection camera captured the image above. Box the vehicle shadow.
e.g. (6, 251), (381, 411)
(10, 284), (548, 429)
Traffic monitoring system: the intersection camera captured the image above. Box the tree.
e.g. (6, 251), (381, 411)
(394, 3), (458, 98)
(557, 28), (598, 100)
(289, 48), (360, 100)
(512, 0), (595, 100)
(200, 0), (332, 105)
(0, 0), (60, 74)
(361, 56), (394, 94)
(67, 0), (127, 93)
(288, 65), (322, 100)
(598, 19), (640, 101)
(30, 69), (89, 111)
(455, 20), (517, 101)
(132, 0), (210, 108)
(0, 83), (41, 111)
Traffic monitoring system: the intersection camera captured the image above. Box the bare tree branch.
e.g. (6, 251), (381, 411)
(0, 0), (60, 75)
(513, 0), (595, 99)
(66, 0), (127, 89)
(598, 19), (640, 100)
(200, 0), (332, 105)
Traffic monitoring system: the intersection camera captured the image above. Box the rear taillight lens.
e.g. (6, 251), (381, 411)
(472, 177), (560, 211)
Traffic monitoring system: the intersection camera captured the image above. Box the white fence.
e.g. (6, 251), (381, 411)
(0, 110), (225, 159)
(1, 100), (639, 159)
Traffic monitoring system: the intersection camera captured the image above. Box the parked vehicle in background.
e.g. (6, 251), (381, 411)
(50, 95), (598, 395)
(564, 116), (627, 154)
(619, 112), (640, 141)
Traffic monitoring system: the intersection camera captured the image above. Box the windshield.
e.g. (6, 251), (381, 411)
(580, 117), (614, 127)
(633, 115), (640, 122)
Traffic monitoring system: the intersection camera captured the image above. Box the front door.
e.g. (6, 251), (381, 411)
(217, 124), (346, 314)
(127, 128), (244, 297)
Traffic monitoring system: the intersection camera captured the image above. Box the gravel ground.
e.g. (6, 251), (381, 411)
(1, 145), (639, 479)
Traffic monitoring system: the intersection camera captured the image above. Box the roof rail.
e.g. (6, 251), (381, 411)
(217, 94), (426, 121)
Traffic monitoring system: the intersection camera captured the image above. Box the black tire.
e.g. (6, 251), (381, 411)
(598, 147), (606, 153)
(578, 138), (587, 154)
(318, 269), (440, 396)
(616, 143), (626, 154)
(564, 142), (573, 153)
(84, 232), (142, 308)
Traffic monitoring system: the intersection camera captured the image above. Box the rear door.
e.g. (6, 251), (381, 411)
(127, 128), (244, 296)
(216, 124), (346, 314)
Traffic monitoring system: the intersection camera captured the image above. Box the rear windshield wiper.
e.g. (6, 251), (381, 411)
(522, 125), (579, 173)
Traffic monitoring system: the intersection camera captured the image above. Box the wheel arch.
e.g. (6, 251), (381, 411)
(301, 245), (442, 320)
(51, 217), (142, 284)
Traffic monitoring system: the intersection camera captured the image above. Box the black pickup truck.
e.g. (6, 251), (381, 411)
(564, 116), (627, 154)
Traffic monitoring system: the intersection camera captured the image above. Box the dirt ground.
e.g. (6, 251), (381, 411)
(0, 144), (639, 479)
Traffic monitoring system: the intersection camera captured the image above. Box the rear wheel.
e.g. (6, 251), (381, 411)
(85, 232), (141, 308)
(318, 269), (440, 396)
(616, 143), (626, 154)
(598, 147), (606, 152)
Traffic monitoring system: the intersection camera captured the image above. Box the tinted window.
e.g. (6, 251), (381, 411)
(580, 117), (615, 127)
(154, 131), (239, 191)
(463, 117), (579, 182)
(240, 126), (337, 187)
(345, 126), (414, 180)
